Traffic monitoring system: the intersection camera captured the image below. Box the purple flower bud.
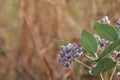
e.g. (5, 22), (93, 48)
(76, 49), (81, 53)
(99, 43), (104, 47)
(116, 19), (120, 28)
(76, 44), (81, 48)
(59, 58), (64, 63)
(66, 55), (72, 59)
(74, 53), (82, 58)
(117, 54), (120, 57)
(94, 34), (110, 50)
(64, 63), (69, 67)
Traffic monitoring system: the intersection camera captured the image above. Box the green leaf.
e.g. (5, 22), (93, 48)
(94, 22), (118, 41)
(55, 39), (69, 46)
(116, 45), (120, 51)
(80, 30), (98, 54)
(90, 58), (116, 75)
(98, 39), (120, 60)
(116, 47), (120, 51)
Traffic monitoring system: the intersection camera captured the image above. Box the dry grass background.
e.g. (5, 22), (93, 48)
(0, 0), (120, 80)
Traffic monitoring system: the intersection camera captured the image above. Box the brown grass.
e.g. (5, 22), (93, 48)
(0, 0), (120, 80)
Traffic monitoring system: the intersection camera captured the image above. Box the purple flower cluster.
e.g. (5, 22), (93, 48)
(58, 43), (83, 68)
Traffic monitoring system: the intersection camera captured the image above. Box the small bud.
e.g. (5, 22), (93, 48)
(102, 18), (106, 22)
(59, 58), (64, 62)
(76, 49), (81, 53)
(99, 43), (104, 47)
(94, 34), (100, 41)
(117, 54), (120, 57)
(104, 16), (110, 24)
(64, 63), (69, 67)
(98, 16), (110, 24)
(67, 55), (72, 59)
(117, 71), (120, 76)
(116, 19), (120, 28)
(104, 16), (108, 20)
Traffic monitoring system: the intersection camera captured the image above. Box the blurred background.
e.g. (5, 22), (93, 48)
(0, 0), (120, 80)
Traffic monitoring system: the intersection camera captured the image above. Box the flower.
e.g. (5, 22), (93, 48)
(117, 71), (120, 76)
(94, 34), (110, 50)
(58, 43), (83, 68)
(99, 38), (109, 50)
(98, 16), (110, 24)
(116, 19), (120, 29)
(109, 51), (120, 66)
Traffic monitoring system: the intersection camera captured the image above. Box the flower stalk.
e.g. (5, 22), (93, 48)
(74, 59), (91, 69)
(110, 66), (117, 80)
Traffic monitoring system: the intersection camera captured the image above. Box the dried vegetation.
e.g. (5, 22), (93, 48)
(0, 0), (120, 80)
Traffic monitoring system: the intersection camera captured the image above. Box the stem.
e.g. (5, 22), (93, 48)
(84, 55), (95, 62)
(99, 73), (104, 80)
(74, 59), (91, 69)
(110, 66), (116, 80)
(94, 54), (98, 59)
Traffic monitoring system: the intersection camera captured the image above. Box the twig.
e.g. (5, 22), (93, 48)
(99, 73), (104, 80)
(110, 66), (116, 80)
